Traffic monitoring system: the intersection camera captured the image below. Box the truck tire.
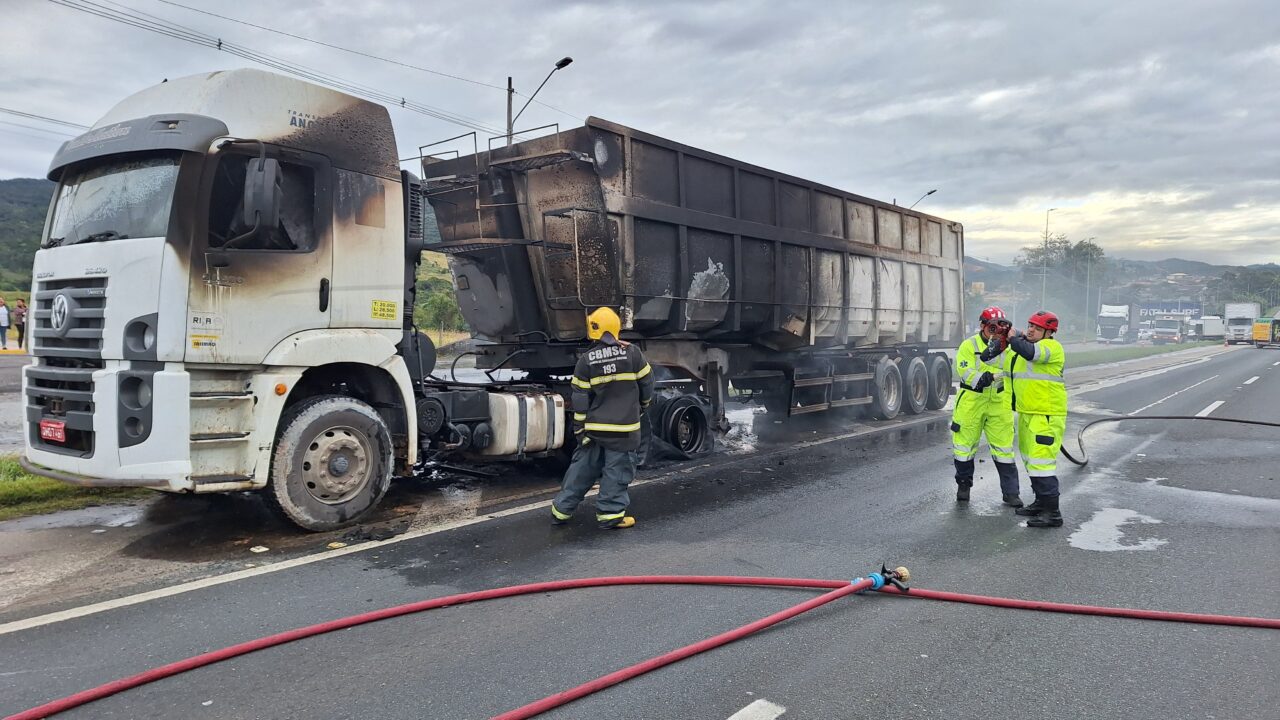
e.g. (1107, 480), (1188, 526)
(265, 395), (393, 532)
(903, 356), (929, 415)
(925, 354), (951, 411)
(870, 356), (903, 420)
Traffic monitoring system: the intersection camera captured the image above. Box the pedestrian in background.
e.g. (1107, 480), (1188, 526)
(13, 299), (27, 350)
(0, 298), (10, 350)
(951, 306), (1021, 506)
(987, 310), (1068, 528)
(552, 307), (655, 529)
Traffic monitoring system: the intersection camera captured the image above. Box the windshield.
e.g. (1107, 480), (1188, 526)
(1098, 317), (1125, 326)
(45, 152), (181, 248)
(1227, 317), (1253, 326)
(1155, 319), (1181, 330)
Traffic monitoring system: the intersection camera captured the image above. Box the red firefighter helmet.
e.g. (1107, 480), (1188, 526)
(979, 306), (1007, 326)
(1028, 310), (1059, 332)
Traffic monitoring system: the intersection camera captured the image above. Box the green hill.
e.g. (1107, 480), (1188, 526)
(0, 178), (55, 292)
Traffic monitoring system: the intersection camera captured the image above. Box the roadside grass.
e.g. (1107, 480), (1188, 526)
(0, 454), (153, 521)
(1070, 341), (1220, 368)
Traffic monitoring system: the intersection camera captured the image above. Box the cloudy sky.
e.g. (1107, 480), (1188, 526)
(2, 0), (1278, 265)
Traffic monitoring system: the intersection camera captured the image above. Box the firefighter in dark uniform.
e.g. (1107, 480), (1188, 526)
(552, 307), (655, 529)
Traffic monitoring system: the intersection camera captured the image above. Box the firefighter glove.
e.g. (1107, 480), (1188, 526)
(973, 371), (995, 391)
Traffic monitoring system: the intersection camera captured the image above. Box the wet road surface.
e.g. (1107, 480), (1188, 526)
(1, 345), (1277, 719)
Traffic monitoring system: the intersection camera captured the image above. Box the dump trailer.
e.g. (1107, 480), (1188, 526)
(21, 68), (960, 531)
(423, 118), (962, 448)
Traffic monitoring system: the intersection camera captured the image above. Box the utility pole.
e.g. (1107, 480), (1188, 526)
(1040, 207), (1056, 309)
(505, 76), (514, 147)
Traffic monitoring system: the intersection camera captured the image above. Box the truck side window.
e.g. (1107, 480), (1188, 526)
(208, 154), (317, 251)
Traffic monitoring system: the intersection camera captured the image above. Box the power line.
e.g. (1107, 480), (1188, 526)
(154, 0), (504, 91)
(0, 119), (79, 137)
(150, 0), (583, 122)
(0, 107), (91, 130)
(46, 0), (505, 135)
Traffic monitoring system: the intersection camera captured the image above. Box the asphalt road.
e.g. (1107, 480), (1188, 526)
(1, 346), (1277, 719)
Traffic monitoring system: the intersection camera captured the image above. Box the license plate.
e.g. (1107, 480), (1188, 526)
(39, 419), (66, 443)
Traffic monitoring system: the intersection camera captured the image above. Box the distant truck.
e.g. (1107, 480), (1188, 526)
(1151, 315), (1189, 344)
(1096, 303), (1138, 344)
(1225, 302), (1261, 344)
(1254, 318), (1280, 348)
(1198, 315), (1225, 341)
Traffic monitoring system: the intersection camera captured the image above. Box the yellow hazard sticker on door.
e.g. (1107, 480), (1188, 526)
(371, 300), (398, 321)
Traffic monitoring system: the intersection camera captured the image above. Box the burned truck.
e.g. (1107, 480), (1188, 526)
(423, 119), (962, 454)
(21, 68), (961, 531)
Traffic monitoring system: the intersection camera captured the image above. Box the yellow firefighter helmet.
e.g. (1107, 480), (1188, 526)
(586, 307), (621, 341)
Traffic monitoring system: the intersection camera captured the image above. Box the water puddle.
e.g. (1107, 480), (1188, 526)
(1068, 507), (1168, 551)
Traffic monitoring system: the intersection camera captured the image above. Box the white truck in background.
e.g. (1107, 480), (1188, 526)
(1198, 315), (1225, 341)
(1225, 302), (1261, 344)
(1095, 303), (1137, 344)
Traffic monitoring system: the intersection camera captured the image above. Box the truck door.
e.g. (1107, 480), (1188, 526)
(187, 144), (333, 364)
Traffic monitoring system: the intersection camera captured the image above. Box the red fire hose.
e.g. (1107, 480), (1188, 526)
(5, 572), (1277, 720)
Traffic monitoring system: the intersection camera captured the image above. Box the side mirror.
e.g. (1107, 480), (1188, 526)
(243, 157), (283, 233)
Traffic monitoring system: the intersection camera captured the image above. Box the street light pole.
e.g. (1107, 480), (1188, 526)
(1082, 236), (1096, 334)
(1040, 207), (1056, 309)
(507, 56), (573, 146)
(909, 189), (936, 210)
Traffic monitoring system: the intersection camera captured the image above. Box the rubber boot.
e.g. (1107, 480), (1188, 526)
(1015, 496), (1044, 516)
(954, 459), (974, 502)
(995, 462), (1021, 507)
(598, 515), (636, 530)
(1026, 496), (1063, 528)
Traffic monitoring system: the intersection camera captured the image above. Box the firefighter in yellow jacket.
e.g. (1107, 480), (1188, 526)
(986, 310), (1068, 528)
(951, 306), (1022, 506)
(552, 307), (655, 529)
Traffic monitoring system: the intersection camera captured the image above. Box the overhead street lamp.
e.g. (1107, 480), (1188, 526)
(908, 189), (937, 210)
(1040, 207), (1056, 309)
(506, 56), (574, 147)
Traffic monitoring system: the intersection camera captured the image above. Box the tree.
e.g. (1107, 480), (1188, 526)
(1014, 234), (1112, 339)
(421, 289), (464, 346)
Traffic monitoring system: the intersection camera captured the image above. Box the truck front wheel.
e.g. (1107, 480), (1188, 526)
(266, 395), (393, 531)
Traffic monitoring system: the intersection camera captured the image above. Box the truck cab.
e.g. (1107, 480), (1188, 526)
(23, 69), (433, 529)
(1151, 315), (1188, 344)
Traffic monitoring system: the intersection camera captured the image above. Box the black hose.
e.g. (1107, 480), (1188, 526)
(1061, 415), (1280, 467)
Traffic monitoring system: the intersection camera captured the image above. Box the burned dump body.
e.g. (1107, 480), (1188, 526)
(425, 118), (962, 435)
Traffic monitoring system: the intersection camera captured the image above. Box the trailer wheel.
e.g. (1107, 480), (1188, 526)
(903, 357), (929, 415)
(925, 354), (952, 411)
(265, 395), (393, 532)
(870, 357), (903, 420)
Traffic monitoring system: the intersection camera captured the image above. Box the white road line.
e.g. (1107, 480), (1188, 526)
(1127, 375), (1219, 416)
(727, 698), (787, 720)
(1195, 401), (1225, 417)
(1273, 361), (1279, 366)
(0, 412), (946, 637)
(1243, 376), (1260, 385)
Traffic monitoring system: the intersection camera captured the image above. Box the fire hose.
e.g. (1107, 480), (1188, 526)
(6, 567), (1278, 720)
(1061, 415), (1280, 466)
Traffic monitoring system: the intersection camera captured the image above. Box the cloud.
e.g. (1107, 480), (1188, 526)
(1, 0), (1277, 266)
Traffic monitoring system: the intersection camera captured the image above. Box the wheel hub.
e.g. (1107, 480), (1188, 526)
(302, 426), (372, 504)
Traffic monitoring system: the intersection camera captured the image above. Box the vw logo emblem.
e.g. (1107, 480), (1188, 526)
(50, 293), (72, 336)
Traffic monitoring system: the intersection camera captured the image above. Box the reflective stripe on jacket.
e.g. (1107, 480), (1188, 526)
(572, 340), (655, 451)
(954, 332), (1008, 404)
(1005, 336), (1067, 415)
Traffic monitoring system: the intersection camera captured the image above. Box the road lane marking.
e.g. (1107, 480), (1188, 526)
(728, 699), (787, 719)
(1195, 401), (1225, 417)
(1243, 376), (1259, 385)
(1127, 375), (1219, 416)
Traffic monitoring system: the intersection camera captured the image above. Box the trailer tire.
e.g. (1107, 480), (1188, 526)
(903, 357), (929, 415)
(870, 357), (903, 420)
(265, 395), (393, 532)
(925, 355), (951, 411)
